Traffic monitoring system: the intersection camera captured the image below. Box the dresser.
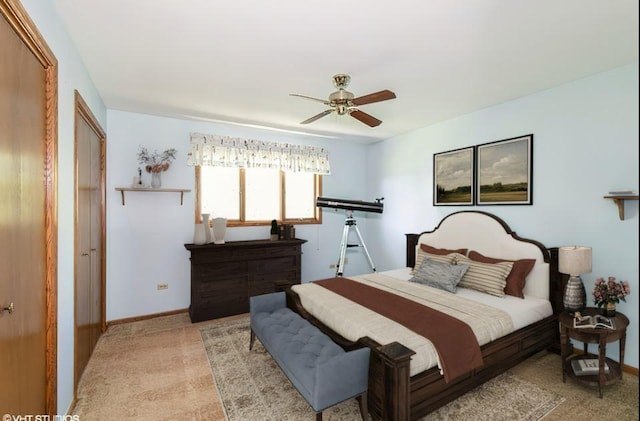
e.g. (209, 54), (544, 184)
(184, 239), (306, 322)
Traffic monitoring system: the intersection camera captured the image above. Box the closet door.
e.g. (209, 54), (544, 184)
(0, 0), (58, 414)
(74, 92), (105, 388)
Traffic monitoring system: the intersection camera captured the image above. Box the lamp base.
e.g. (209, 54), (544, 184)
(563, 275), (586, 313)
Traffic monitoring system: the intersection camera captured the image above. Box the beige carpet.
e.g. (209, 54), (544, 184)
(71, 313), (638, 420)
(72, 313), (227, 420)
(201, 316), (564, 420)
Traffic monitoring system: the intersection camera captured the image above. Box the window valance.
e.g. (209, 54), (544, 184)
(187, 133), (331, 175)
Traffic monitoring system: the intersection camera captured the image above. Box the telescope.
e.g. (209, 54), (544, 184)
(316, 196), (384, 214)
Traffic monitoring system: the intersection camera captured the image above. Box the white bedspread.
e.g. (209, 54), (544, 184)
(291, 269), (552, 376)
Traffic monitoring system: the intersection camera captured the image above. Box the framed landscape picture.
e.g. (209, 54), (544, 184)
(476, 134), (533, 205)
(433, 146), (474, 206)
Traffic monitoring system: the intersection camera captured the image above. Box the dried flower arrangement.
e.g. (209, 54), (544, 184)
(137, 146), (177, 173)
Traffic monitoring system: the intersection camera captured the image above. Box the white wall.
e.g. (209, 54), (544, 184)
(20, 0), (108, 414)
(106, 110), (373, 320)
(366, 63), (639, 368)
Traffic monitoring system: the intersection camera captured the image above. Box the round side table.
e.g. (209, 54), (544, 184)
(559, 307), (629, 398)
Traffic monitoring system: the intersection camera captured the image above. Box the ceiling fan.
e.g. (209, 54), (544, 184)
(290, 74), (396, 127)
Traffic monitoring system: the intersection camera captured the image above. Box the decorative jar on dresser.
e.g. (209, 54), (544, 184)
(184, 238), (306, 322)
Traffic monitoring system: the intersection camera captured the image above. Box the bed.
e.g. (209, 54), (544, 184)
(285, 211), (563, 421)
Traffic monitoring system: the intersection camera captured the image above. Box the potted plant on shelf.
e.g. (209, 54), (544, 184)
(137, 146), (177, 188)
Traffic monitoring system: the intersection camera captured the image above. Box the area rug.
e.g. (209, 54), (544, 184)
(200, 316), (564, 420)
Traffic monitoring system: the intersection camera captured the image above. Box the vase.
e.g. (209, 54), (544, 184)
(604, 302), (616, 317)
(151, 172), (162, 188)
(562, 275), (586, 313)
(193, 223), (206, 245)
(212, 217), (227, 244)
(201, 214), (212, 243)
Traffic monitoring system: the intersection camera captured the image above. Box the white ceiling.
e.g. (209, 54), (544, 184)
(53, 0), (638, 144)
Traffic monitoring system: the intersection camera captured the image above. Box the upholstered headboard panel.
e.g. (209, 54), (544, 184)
(412, 211), (550, 300)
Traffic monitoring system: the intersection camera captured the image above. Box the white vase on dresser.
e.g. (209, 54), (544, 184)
(212, 217), (227, 244)
(201, 213), (213, 243)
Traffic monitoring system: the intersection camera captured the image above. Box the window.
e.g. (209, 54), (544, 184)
(197, 166), (322, 226)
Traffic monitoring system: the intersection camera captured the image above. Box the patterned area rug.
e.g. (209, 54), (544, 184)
(200, 316), (564, 421)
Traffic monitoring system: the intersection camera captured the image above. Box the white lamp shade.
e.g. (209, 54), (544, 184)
(558, 246), (592, 275)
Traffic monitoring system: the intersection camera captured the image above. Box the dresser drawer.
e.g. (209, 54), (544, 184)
(248, 256), (297, 274)
(197, 277), (246, 298)
(194, 261), (247, 282)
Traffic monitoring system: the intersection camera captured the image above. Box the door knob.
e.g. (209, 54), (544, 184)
(1, 302), (14, 314)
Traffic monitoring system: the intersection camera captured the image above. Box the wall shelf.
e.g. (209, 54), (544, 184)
(603, 195), (638, 220)
(115, 187), (191, 205)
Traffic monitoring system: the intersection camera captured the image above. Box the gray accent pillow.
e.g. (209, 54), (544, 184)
(409, 258), (469, 293)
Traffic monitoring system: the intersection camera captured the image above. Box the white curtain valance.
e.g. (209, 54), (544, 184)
(187, 133), (331, 175)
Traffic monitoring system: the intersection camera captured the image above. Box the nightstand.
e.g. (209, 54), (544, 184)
(559, 307), (629, 398)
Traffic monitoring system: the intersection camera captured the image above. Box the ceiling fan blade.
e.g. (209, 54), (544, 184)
(300, 109), (333, 124)
(350, 109), (382, 127)
(290, 93), (330, 105)
(352, 89), (396, 106)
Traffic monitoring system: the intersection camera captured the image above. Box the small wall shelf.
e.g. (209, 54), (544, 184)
(603, 195), (639, 220)
(115, 187), (191, 205)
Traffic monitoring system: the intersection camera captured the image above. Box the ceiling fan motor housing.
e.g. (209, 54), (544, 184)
(329, 89), (355, 115)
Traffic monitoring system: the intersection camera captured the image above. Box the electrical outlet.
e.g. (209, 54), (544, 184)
(329, 264), (336, 269)
(157, 283), (168, 290)
(344, 258), (348, 264)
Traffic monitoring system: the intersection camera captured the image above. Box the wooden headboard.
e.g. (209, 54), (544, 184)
(406, 211), (563, 314)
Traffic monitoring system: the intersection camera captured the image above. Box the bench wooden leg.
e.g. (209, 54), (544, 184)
(357, 392), (368, 421)
(249, 329), (255, 351)
(315, 411), (322, 421)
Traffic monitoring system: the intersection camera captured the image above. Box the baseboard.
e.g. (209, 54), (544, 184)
(66, 395), (78, 416)
(107, 308), (189, 327)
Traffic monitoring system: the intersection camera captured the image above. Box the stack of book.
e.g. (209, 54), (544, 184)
(571, 359), (610, 376)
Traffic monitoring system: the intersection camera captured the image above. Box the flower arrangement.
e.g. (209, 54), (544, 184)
(592, 276), (630, 307)
(137, 146), (177, 173)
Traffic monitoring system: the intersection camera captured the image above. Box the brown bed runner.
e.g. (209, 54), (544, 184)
(315, 277), (483, 383)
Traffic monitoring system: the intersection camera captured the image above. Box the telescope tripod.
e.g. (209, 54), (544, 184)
(335, 210), (376, 276)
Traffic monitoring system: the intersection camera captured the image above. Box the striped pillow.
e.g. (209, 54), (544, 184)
(412, 249), (458, 274)
(452, 253), (513, 297)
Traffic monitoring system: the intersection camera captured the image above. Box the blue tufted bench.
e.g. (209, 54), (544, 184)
(250, 291), (370, 421)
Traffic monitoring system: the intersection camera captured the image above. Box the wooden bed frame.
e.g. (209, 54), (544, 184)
(286, 211), (564, 421)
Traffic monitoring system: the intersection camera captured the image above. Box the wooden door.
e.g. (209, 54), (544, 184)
(74, 91), (106, 388)
(0, 0), (58, 415)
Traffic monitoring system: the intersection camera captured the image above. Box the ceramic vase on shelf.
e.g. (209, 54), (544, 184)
(212, 217), (227, 244)
(604, 302), (616, 317)
(151, 172), (162, 188)
(193, 223), (207, 245)
(201, 214), (212, 244)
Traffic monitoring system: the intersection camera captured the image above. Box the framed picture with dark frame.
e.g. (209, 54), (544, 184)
(433, 146), (474, 206)
(476, 134), (533, 205)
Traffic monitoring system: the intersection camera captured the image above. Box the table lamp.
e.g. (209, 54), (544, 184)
(559, 246), (592, 313)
